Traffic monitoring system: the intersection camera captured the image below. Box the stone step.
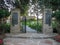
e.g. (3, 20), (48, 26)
(5, 33), (57, 39)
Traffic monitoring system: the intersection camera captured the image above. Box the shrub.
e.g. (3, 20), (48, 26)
(5, 23), (10, 33)
(27, 20), (42, 32)
(0, 23), (10, 33)
(21, 20), (42, 32)
(52, 20), (57, 33)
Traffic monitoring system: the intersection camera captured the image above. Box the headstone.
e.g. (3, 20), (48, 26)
(43, 8), (53, 34)
(10, 9), (20, 34)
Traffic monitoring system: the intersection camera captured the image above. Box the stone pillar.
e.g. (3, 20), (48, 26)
(43, 8), (53, 34)
(10, 9), (20, 34)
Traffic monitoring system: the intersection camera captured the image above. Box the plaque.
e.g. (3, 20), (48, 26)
(12, 12), (18, 26)
(45, 9), (52, 26)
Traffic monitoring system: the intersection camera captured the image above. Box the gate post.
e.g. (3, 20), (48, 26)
(43, 8), (53, 34)
(10, 9), (20, 34)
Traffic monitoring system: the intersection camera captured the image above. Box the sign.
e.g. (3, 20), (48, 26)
(45, 9), (52, 26)
(12, 12), (18, 26)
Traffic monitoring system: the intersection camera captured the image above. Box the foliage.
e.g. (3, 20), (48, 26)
(52, 20), (57, 33)
(27, 19), (36, 21)
(52, 10), (60, 22)
(28, 23), (42, 32)
(15, 0), (30, 15)
(0, 23), (10, 33)
(32, 0), (60, 10)
(22, 20), (42, 32)
(0, 0), (4, 4)
(50, 0), (60, 10)
(44, 0), (60, 10)
(52, 10), (60, 33)
(0, 9), (10, 19)
(14, 0), (60, 15)
(32, 0), (37, 4)
(5, 23), (10, 33)
(0, 0), (10, 34)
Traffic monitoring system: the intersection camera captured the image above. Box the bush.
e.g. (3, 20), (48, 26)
(26, 20), (42, 32)
(52, 20), (57, 33)
(5, 23), (10, 33)
(21, 20), (42, 32)
(0, 23), (10, 33)
(52, 10), (60, 34)
(28, 23), (42, 32)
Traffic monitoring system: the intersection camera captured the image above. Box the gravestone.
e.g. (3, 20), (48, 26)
(10, 9), (20, 34)
(43, 8), (53, 34)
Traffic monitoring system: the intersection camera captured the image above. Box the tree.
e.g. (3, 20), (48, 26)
(14, 0), (30, 16)
(0, 8), (10, 34)
(0, 9), (10, 19)
(52, 10), (60, 34)
(48, 0), (60, 34)
(0, 0), (10, 34)
(43, 0), (60, 11)
(32, 0), (60, 10)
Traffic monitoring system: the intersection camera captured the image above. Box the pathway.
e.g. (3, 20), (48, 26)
(26, 26), (37, 33)
(4, 33), (60, 45)
(4, 38), (60, 45)
(23, 25), (37, 33)
(3, 25), (59, 45)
